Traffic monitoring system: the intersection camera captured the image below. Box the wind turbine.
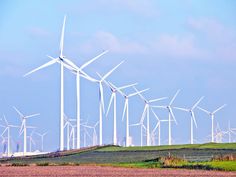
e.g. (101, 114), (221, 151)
(133, 86), (167, 146)
(61, 50), (109, 149)
(35, 132), (47, 152)
(94, 61), (124, 145)
(28, 130), (36, 152)
(23, 15), (79, 151)
(101, 80), (137, 145)
(82, 122), (99, 146)
(119, 88), (149, 147)
(14, 107), (39, 155)
(174, 97), (204, 144)
(225, 121), (236, 143)
(198, 104), (226, 142)
(151, 112), (169, 146)
(152, 90), (180, 145)
(0, 115), (19, 157)
(130, 119), (147, 146)
(69, 124), (76, 149)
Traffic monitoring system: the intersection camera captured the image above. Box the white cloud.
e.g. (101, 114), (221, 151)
(80, 31), (147, 54)
(150, 34), (207, 59)
(187, 18), (236, 60)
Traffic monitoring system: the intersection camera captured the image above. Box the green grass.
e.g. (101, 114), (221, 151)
(196, 161), (236, 171)
(97, 143), (236, 152)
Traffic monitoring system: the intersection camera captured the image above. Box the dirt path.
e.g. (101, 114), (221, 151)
(0, 166), (235, 177)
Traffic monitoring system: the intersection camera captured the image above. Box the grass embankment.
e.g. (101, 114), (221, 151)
(110, 156), (236, 171)
(97, 143), (236, 152)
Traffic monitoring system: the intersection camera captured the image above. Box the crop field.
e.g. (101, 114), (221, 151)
(0, 143), (235, 175)
(0, 166), (236, 177)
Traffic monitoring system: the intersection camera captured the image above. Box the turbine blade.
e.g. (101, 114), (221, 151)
(63, 57), (79, 70)
(151, 108), (160, 121)
(101, 61), (124, 81)
(3, 115), (8, 126)
(213, 104), (227, 114)
(80, 50), (109, 70)
(100, 83), (105, 113)
(25, 113), (40, 119)
(191, 111), (197, 128)
(169, 107), (177, 124)
(192, 96), (204, 110)
(1, 128), (7, 137)
(152, 121), (160, 133)
(152, 105), (166, 109)
(169, 89), (180, 105)
(106, 93), (114, 117)
(60, 15), (66, 57)
(140, 106), (147, 123)
(128, 88), (149, 98)
(173, 107), (189, 112)
(118, 83), (138, 90)
(122, 100), (128, 121)
(13, 106), (24, 118)
(197, 106), (210, 114)
(24, 59), (57, 77)
(149, 97), (168, 103)
(133, 86), (147, 102)
(130, 123), (140, 127)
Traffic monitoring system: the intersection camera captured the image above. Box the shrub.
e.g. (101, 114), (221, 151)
(213, 154), (236, 161)
(160, 156), (187, 167)
(36, 162), (49, 166)
(11, 163), (29, 166)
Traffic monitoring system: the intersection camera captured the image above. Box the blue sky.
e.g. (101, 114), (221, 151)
(0, 0), (236, 151)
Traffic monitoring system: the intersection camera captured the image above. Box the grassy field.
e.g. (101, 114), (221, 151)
(97, 143), (236, 151)
(0, 143), (235, 171)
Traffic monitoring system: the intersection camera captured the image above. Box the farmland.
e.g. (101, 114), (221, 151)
(0, 143), (236, 174)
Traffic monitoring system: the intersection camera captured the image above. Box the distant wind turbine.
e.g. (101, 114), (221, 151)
(174, 97), (204, 144)
(198, 104), (226, 142)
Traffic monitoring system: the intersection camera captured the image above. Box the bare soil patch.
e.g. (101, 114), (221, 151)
(0, 165), (235, 177)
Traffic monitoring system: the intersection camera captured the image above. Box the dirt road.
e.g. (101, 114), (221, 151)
(0, 165), (235, 177)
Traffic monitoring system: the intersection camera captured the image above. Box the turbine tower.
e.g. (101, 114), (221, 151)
(61, 50), (108, 149)
(174, 97), (204, 144)
(14, 107), (39, 155)
(24, 15), (80, 151)
(153, 90), (180, 145)
(118, 88), (149, 147)
(198, 104), (226, 142)
(102, 80), (137, 145)
(35, 131), (47, 152)
(95, 61), (124, 145)
(0, 115), (19, 157)
(151, 111), (168, 146)
(133, 86), (167, 146)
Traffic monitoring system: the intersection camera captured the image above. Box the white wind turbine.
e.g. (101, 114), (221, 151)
(24, 15), (80, 151)
(28, 130), (36, 152)
(62, 50), (108, 149)
(69, 124), (76, 149)
(174, 97), (204, 144)
(35, 132), (47, 152)
(198, 104), (226, 142)
(225, 121), (236, 143)
(64, 114), (76, 150)
(133, 86), (167, 146)
(152, 90), (180, 145)
(101, 80), (137, 145)
(0, 115), (19, 157)
(119, 88), (149, 147)
(82, 122), (99, 146)
(130, 119), (147, 146)
(151, 112), (169, 146)
(14, 107), (39, 155)
(94, 61), (124, 145)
